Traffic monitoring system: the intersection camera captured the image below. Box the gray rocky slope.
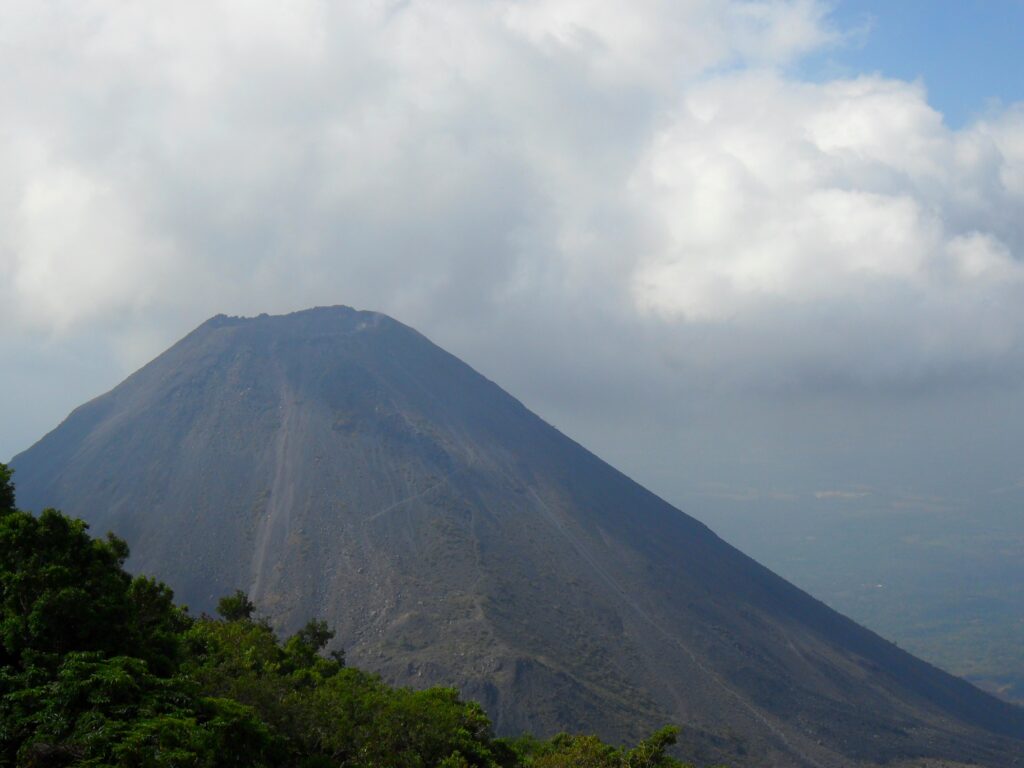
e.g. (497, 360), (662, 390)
(10, 307), (1024, 767)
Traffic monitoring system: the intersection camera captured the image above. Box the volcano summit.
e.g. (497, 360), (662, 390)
(10, 307), (1024, 767)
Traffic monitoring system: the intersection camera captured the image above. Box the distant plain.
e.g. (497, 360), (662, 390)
(702, 493), (1024, 704)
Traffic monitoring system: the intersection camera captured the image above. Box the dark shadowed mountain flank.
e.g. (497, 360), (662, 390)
(11, 306), (1024, 768)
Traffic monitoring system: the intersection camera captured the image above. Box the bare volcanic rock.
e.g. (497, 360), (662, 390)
(10, 307), (1024, 767)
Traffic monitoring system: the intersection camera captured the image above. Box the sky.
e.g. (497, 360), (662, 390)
(804, 1), (1024, 127)
(3, 0), (1024, 535)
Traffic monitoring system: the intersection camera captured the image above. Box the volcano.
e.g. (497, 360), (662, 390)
(10, 306), (1024, 767)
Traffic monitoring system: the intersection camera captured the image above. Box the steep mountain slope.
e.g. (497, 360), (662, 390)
(10, 307), (1024, 767)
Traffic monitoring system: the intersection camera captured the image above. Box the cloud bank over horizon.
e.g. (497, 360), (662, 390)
(3, 0), (1024, 508)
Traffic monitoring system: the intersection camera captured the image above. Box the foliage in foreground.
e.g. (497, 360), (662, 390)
(0, 463), (705, 767)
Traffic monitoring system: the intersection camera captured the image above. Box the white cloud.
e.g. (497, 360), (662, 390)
(630, 71), (1024, 384)
(504, 0), (834, 86)
(1, 0), (1024, 454)
(7, 160), (178, 331)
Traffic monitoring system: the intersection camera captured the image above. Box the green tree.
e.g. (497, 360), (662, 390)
(0, 465), (14, 514)
(284, 619), (335, 671)
(6, 651), (280, 767)
(0, 504), (188, 678)
(216, 590), (256, 623)
(529, 726), (690, 768)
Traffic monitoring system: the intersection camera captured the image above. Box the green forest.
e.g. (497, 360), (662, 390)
(0, 464), (711, 768)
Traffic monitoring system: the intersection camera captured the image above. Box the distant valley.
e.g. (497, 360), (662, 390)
(703, 496), (1024, 705)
